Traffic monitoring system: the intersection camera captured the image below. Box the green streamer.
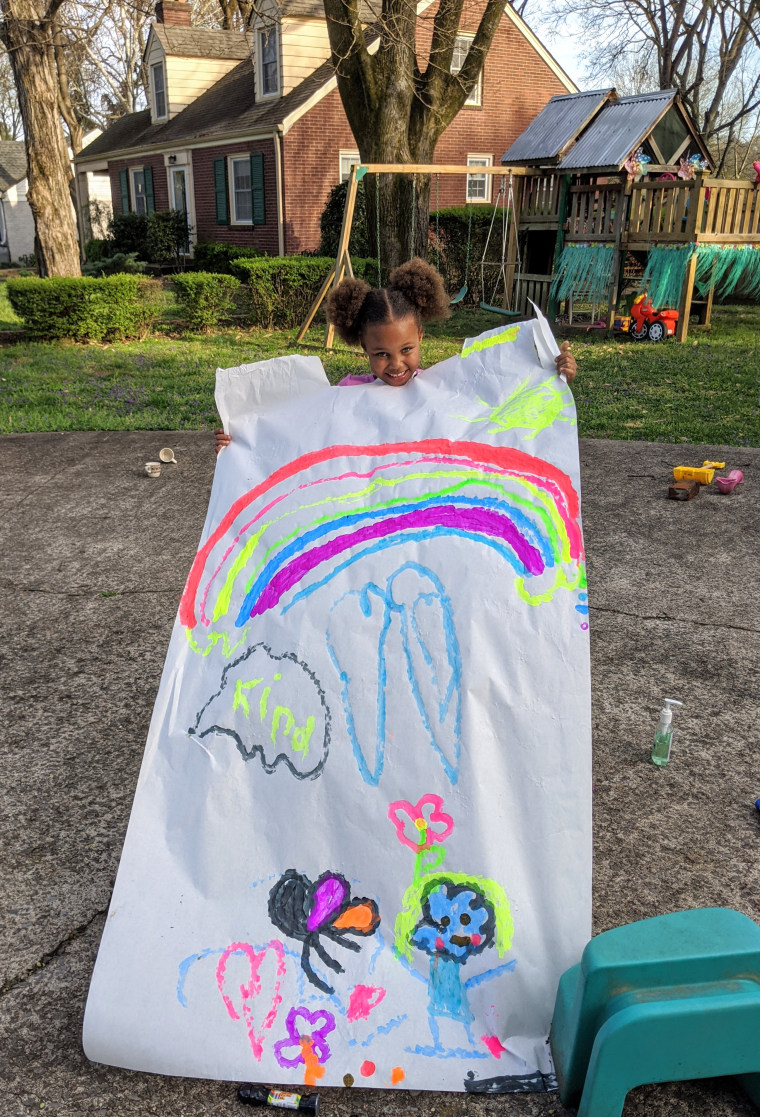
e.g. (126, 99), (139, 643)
(551, 243), (615, 304)
(637, 245), (695, 309)
(693, 245), (760, 300)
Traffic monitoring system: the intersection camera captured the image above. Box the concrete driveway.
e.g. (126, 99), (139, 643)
(1, 431), (759, 1117)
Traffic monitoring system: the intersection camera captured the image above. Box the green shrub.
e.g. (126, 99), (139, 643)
(192, 242), (262, 274)
(147, 209), (192, 267)
(318, 179), (370, 257)
(84, 238), (107, 263)
(109, 211), (149, 260)
(230, 256), (379, 329)
(82, 252), (147, 277)
(429, 205), (509, 305)
(171, 272), (241, 330)
(7, 275), (164, 341)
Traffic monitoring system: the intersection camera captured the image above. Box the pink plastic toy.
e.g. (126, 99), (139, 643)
(715, 470), (743, 494)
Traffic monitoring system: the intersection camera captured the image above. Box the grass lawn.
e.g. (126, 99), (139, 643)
(0, 281), (758, 446)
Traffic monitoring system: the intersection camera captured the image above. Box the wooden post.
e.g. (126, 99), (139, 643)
(606, 185), (626, 334)
(296, 166), (360, 343)
(504, 175), (523, 312)
(547, 174), (570, 322)
(676, 179), (707, 343)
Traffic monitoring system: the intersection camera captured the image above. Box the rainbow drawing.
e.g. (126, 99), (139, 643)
(180, 439), (585, 636)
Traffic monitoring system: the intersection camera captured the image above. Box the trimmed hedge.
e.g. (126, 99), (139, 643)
(192, 242), (263, 274)
(171, 272), (241, 331)
(230, 255), (380, 328)
(7, 275), (164, 341)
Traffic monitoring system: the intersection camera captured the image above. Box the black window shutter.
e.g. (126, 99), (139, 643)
(214, 157), (229, 225)
(119, 168), (130, 213)
(250, 152), (265, 225)
(144, 165), (155, 215)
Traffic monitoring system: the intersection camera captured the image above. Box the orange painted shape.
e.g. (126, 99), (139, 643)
(299, 1036), (326, 1087)
(391, 1066), (405, 1085)
(332, 902), (378, 932)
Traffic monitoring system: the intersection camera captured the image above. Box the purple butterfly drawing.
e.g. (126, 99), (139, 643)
(268, 869), (380, 994)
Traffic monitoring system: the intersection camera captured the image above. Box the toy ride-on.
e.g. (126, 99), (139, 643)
(629, 294), (679, 341)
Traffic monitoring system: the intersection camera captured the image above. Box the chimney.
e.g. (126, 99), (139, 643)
(155, 0), (192, 25)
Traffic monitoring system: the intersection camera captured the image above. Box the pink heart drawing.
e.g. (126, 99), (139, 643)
(216, 939), (286, 1060)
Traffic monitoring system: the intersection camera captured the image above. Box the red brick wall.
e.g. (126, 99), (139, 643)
(281, 98), (357, 254)
(109, 155), (169, 214)
(192, 139), (279, 253)
(281, 7), (571, 249)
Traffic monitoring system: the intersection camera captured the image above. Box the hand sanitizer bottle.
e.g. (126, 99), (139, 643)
(652, 698), (683, 766)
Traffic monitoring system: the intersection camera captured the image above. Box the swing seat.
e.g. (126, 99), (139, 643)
(479, 301), (520, 317)
(450, 285), (468, 305)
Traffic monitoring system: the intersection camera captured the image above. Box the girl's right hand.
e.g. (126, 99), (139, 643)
(214, 428), (231, 455)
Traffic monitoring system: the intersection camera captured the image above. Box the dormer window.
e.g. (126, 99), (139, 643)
(259, 29), (279, 96)
(451, 35), (482, 107)
(152, 61), (167, 118)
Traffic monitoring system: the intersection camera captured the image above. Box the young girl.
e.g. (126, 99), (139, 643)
(215, 259), (576, 452)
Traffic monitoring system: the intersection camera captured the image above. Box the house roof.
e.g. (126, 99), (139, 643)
(274, 0), (376, 18)
(557, 89), (679, 171)
(151, 24), (251, 59)
(501, 89), (613, 164)
(77, 51), (343, 161)
(0, 140), (27, 190)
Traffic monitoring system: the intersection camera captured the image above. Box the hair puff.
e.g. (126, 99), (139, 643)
(325, 277), (372, 346)
(388, 258), (451, 323)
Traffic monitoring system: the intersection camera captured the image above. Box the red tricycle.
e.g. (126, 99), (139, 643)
(629, 294), (679, 341)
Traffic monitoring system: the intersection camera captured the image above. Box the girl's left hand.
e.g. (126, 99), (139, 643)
(556, 340), (577, 384)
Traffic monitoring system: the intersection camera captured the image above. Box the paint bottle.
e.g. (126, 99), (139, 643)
(651, 698), (683, 766)
(238, 1085), (320, 1113)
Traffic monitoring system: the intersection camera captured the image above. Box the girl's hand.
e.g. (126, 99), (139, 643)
(214, 428), (231, 455)
(556, 340), (577, 384)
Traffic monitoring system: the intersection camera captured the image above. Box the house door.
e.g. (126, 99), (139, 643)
(170, 167), (190, 253)
(171, 167), (188, 215)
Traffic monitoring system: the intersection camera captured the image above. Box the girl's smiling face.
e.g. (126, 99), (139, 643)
(361, 315), (423, 387)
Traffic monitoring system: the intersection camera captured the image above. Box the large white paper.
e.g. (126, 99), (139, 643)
(83, 313), (591, 1095)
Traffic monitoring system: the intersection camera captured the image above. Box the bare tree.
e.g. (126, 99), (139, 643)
(321, 0), (516, 269)
(0, 0), (81, 275)
(0, 48), (22, 138)
(535, 0), (760, 158)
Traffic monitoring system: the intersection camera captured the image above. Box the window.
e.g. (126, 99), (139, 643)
(259, 29), (279, 96)
(451, 35), (482, 107)
(231, 157), (252, 222)
(131, 168), (148, 215)
(466, 155), (492, 203)
(152, 62), (167, 119)
(339, 151), (360, 182)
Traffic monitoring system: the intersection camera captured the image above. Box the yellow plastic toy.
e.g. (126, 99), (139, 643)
(673, 466), (715, 484)
(702, 460), (725, 469)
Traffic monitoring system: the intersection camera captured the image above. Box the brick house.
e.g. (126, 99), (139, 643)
(74, 0), (576, 256)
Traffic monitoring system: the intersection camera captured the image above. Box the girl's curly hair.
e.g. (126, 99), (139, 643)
(325, 258), (450, 346)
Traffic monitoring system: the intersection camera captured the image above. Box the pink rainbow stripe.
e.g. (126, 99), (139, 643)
(180, 440), (582, 629)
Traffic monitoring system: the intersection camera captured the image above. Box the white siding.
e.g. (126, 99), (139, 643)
(2, 180), (37, 262)
(280, 18), (331, 95)
(165, 54), (247, 115)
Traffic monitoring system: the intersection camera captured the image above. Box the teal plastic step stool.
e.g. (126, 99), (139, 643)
(550, 907), (760, 1117)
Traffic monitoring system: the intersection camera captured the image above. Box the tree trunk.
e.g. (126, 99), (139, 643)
(1, 0), (81, 276)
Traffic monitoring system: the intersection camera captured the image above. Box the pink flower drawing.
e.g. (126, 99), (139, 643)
(388, 794), (454, 852)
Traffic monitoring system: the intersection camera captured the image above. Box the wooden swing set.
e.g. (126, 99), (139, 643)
(296, 162), (526, 348)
